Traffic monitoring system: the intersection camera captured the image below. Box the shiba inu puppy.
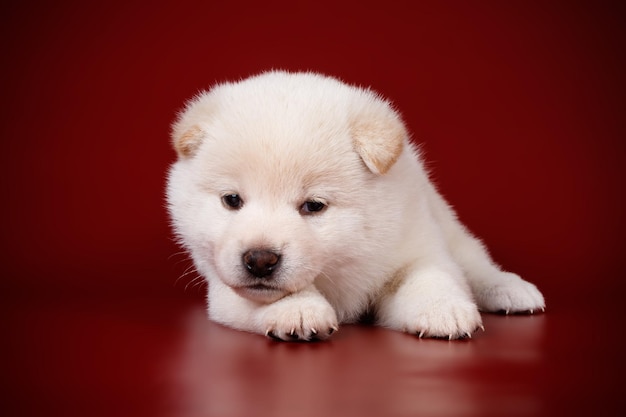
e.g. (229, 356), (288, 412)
(167, 71), (545, 341)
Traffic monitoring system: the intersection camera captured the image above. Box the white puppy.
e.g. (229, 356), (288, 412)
(167, 71), (545, 341)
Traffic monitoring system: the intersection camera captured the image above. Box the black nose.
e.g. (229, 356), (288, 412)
(242, 249), (281, 279)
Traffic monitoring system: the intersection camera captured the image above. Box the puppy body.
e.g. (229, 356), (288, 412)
(167, 71), (545, 340)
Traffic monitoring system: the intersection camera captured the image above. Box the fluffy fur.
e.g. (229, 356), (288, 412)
(166, 71), (545, 341)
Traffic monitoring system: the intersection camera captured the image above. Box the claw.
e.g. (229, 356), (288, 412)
(505, 309), (510, 315)
(480, 325), (485, 332)
(265, 330), (281, 341)
(541, 307), (545, 313)
(465, 332), (472, 339)
(310, 328), (318, 336)
(329, 326), (339, 335)
(529, 309), (534, 314)
(418, 330), (425, 339)
(265, 329), (272, 337)
(448, 334), (453, 341)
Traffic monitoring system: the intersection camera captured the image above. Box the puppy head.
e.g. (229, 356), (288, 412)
(171, 72), (406, 174)
(167, 71), (408, 303)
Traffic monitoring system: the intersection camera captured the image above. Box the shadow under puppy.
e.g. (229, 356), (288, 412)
(166, 71), (545, 341)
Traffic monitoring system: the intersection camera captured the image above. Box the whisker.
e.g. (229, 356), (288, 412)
(300, 265), (335, 285)
(168, 250), (188, 260)
(184, 274), (206, 292)
(174, 263), (198, 287)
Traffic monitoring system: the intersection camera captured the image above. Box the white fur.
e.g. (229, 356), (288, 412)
(166, 71), (545, 341)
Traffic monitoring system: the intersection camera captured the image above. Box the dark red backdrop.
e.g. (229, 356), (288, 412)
(2, 1), (625, 415)
(2, 0), (623, 301)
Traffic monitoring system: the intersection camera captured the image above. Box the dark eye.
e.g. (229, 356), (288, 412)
(300, 200), (327, 215)
(222, 194), (243, 210)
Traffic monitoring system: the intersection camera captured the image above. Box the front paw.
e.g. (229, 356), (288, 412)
(259, 295), (338, 341)
(402, 298), (483, 340)
(380, 292), (483, 340)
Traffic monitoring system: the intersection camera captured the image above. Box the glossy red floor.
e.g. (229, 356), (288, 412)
(4, 278), (623, 417)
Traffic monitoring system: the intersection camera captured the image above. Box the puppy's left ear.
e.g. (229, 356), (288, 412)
(350, 100), (406, 175)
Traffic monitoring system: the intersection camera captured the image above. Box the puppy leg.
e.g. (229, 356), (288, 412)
(208, 279), (338, 341)
(376, 263), (483, 339)
(427, 184), (545, 314)
(257, 286), (339, 341)
(468, 270), (545, 314)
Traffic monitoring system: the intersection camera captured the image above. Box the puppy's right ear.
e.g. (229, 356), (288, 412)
(171, 92), (215, 159)
(172, 124), (204, 159)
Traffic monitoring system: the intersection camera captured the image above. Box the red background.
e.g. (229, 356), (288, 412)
(2, 1), (625, 416)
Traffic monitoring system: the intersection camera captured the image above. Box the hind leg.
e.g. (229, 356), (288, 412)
(428, 185), (545, 313)
(467, 269), (545, 314)
(446, 227), (545, 313)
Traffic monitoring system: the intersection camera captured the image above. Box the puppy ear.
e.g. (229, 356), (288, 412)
(171, 90), (218, 159)
(350, 101), (406, 175)
(172, 125), (204, 159)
